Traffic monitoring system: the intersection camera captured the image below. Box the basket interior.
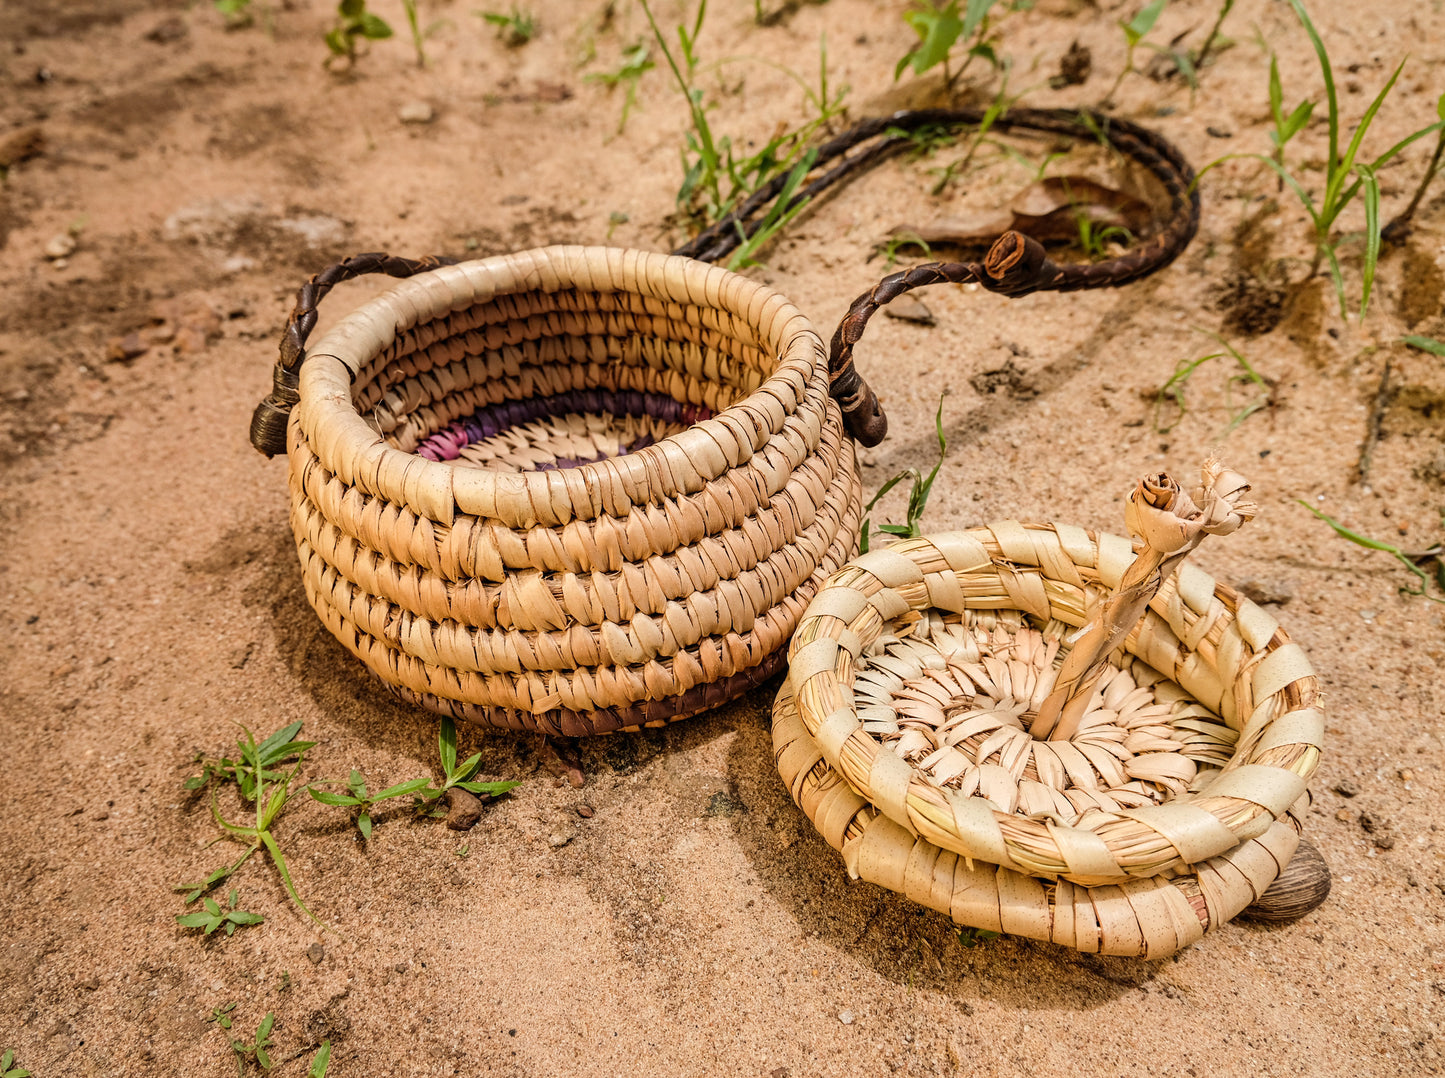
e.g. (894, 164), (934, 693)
(857, 607), (1237, 825)
(348, 286), (774, 469)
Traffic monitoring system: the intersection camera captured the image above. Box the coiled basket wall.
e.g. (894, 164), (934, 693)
(283, 246), (860, 736)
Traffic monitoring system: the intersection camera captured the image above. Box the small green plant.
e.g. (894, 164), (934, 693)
(176, 722), (321, 927)
(401, 0), (426, 66)
(479, 6), (537, 47)
(1299, 503), (1444, 603)
(325, 0), (394, 68)
(894, 1), (1009, 93)
(421, 717), (522, 806)
(313, 717), (521, 827)
(1203, 0), (1445, 318)
(226, 1012), (277, 1076)
(859, 392), (949, 554)
(1, 1050), (31, 1078)
(642, 0), (847, 232)
(585, 44), (656, 135)
(1104, 0), (1169, 104)
(175, 888), (266, 937)
(307, 769), (435, 840)
(1154, 331), (1271, 435)
(957, 926), (1001, 947)
(186, 721), (316, 802)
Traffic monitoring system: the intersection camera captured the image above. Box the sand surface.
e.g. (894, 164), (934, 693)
(2, 1), (1444, 1074)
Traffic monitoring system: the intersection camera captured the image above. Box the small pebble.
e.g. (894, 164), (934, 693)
(1333, 780), (1359, 798)
(399, 101), (436, 124)
(576, 804), (595, 818)
(883, 295), (935, 326)
(838, 1010), (855, 1025)
(307, 943), (325, 964)
(44, 233), (76, 260)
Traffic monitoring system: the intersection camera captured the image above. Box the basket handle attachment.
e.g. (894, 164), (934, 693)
(249, 251), (455, 457)
(820, 110), (1200, 448)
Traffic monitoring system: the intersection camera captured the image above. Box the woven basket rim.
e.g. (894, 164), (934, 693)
(785, 524), (1323, 885)
(293, 245), (825, 530)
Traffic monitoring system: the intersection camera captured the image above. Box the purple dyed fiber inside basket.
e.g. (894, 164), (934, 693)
(415, 389), (713, 470)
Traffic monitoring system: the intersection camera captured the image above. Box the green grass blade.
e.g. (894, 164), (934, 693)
(1365, 119), (1445, 171)
(1358, 165), (1380, 318)
(1403, 335), (1445, 355)
(254, 722), (304, 764)
(1297, 500), (1399, 551)
(1326, 59), (1405, 213)
(963, 0), (999, 38)
(371, 776), (435, 801)
(258, 830), (325, 930)
(451, 752), (483, 783)
(307, 788), (361, 807)
(454, 779), (522, 796)
(1287, 0), (1337, 176)
(1268, 54), (1283, 128)
(309, 1042), (332, 1078)
(1126, 0), (1168, 44)
(438, 717), (458, 777)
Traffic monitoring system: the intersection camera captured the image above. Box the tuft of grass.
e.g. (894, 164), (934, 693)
(325, 0), (393, 68)
(1299, 502), (1445, 603)
(418, 716), (522, 808)
(641, 0), (846, 235)
(585, 44), (656, 135)
(1201, 0), (1444, 319)
(1154, 331), (1271, 435)
(859, 392), (949, 554)
(878, 230), (933, 267)
(478, 6), (537, 47)
(175, 888), (266, 938)
(1075, 213), (1134, 262)
(725, 150), (816, 270)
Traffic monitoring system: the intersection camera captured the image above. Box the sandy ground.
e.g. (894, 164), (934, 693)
(2, 0), (1444, 1075)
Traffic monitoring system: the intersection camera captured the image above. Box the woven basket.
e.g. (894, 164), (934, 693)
(280, 246), (860, 735)
(773, 523), (1323, 957)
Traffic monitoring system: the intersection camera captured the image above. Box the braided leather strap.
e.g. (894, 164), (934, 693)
(250, 252), (455, 456)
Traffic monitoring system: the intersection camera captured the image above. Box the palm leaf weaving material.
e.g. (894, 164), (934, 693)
(774, 511), (1323, 956)
(286, 246), (861, 735)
